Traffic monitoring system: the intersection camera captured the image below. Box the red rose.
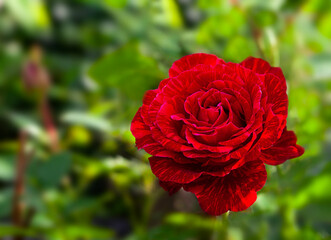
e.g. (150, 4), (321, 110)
(131, 53), (304, 215)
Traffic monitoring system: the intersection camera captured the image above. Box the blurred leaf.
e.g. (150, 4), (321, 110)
(254, 193), (279, 213)
(308, 54), (331, 80)
(243, 0), (285, 10)
(103, 157), (153, 188)
(317, 12), (331, 39)
(31, 212), (54, 228)
(165, 212), (220, 230)
(223, 36), (256, 61)
(6, 112), (47, 141)
(67, 126), (91, 146)
(0, 226), (37, 237)
(143, 225), (203, 240)
(48, 225), (114, 239)
(105, 0), (128, 8)
(197, 8), (245, 45)
(161, 0), (183, 28)
(61, 111), (111, 132)
(251, 8), (278, 27)
(293, 174), (331, 208)
(0, 188), (13, 218)
(28, 152), (72, 188)
(0, 155), (15, 181)
(88, 43), (164, 100)
(4, 0), (50, 31)
(297, 226), (325, 240)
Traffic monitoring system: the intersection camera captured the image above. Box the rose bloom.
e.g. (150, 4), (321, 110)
(131, 54), (304, 215)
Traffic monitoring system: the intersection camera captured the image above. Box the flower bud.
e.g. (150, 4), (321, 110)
(22, 46), (50, 91)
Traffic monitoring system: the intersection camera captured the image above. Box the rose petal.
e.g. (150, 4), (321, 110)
(159, 181), (182, 195)
(240, 57), (271, 74)
(169, 53), (222, 77)
(140, 90), (158, 125)
(150, 156), (235, 184)
(131, 107), (193, 163)
(262, 73), (288, 137)
(185, 128), (234, 153)
(131, 108), (150, 140)
(162, 71), (205, 99)
(260, 128), (304, 165)
(156, 97), (187, 144)
(258, 108), (281, 149)
(149, 156), (204, 183)
(183, 160), (267, 215)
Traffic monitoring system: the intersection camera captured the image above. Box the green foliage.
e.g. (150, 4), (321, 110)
(4, 0), (50, 32)
(88, 43), (165, 101)
(0, 155), (15, 182)
(0, 0), (330, 239)
(28, 152), (72, 189)
(61, 111), (112, 132)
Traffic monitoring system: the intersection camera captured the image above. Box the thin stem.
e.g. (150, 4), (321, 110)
(12, 131), (29, 240)
(39, 92), (59, 153)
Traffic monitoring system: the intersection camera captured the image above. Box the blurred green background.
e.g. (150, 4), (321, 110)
(0, 0), (330, 239)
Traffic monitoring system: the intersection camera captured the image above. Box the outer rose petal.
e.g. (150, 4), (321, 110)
(149, 156), (203, 183)
(240, 57), (288, 96)
(159, 181), (182, 195)
(131, 108), (182, 160)
(240, 57), (271, 74)
(130, 108), (150, 140)
(169, 53), (223, 77)
(149, 156), (235, 184)
(260, 128), (304, 165)
(183, 160), (267, 216)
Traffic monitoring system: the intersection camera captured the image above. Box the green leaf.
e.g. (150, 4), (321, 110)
(88, 43), (164, 100)
(28, 152), (72, 188)
(61, 111), (111, 132)
(48, 225), (114, 239)
(6, 112), (47, 141)
(161, 0), (183, 28)
(293, 174), (331, 208)
(4, 0), (50, 32)
(317, 12), (331, 39)
(165, 212), (221, 230)
(251, 8), (278, 27)
(309, 53), (331, 80)
(104, 0), (128, 8)
(242, 0), (285, 10)
(0, 155), (15, 181)
(0, 189), (13, 218)
(0, 226), (38, 237)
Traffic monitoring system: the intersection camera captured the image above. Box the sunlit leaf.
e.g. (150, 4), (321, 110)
(6, 112), (47, 141)
(161, 0), (183, 28)
(293, 175), (331, 208)
(309, 53), (331, 80)
(4, 0), (50, 31)
(0, 155), (15, 181)
(61, 111), (111, 132)
(88, 43), (165, 100)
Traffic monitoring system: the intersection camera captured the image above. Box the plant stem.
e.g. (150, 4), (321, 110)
(12, 131), (29, 240)
(39, 92), (59, 153)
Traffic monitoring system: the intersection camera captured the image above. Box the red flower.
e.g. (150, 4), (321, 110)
(131, 54), (304, 215)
